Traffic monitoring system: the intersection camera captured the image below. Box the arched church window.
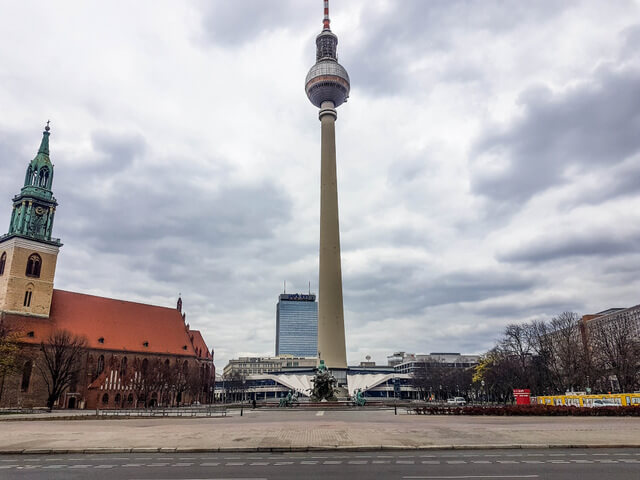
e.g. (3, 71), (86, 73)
(32, 169), (38, 186)
(0, 252), (6, 276)
(120, 356), (128, 376)
(102, 393), (109, 405)
(141, 358), (149, 374)
(23, 288), (33, 307)
(25, 254), (42, 278)
(25, 166), (33, 186)
(97, 355), (105, 375)
(21, 360), (33, 392)
(38, 167), (49, 188)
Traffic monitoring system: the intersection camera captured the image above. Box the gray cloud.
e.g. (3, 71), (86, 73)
(500, 231), (640, 263)
(471, 64), (640, 204)
(346, 265), (536, 322)
(196, 0), (312, 46)
(348, 0), (570, 95)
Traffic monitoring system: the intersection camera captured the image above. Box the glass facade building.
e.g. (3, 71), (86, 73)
(276, 293), (318, 357)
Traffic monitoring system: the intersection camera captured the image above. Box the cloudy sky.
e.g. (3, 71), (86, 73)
(1, 1), (640, 368)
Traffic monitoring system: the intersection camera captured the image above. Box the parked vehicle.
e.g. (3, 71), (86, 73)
(447, 397), (466, 406)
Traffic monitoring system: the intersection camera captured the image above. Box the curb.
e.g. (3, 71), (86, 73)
(4, 443), (640, 455)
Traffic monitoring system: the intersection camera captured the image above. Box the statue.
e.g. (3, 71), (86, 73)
(310, 360), (337, 401)
(278, 390), (299, 407)
(352, 388), (366, 406)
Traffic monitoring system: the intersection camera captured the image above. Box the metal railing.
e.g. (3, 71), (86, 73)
(96, 406), (227, 417)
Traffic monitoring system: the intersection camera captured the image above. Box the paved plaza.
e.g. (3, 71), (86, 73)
(1, 409), (639, 453)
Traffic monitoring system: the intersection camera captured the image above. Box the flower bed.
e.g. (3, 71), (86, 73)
(412, 404), (640, 416)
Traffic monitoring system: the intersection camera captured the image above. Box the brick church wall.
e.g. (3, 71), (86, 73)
(1, 344), (214, 409)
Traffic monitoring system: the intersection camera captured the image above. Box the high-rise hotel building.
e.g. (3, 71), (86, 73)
(275, 293), (318, 357)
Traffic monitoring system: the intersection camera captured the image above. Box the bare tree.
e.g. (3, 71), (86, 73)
(0, 314), (21, 404)
(36, 330), (87, 410)
(589, 316), (640, 392)
(528, 313), (589, 392)
(500, 323), (533, 387)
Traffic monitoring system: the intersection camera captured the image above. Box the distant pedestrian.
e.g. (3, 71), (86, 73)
(252, 398), (257, 409)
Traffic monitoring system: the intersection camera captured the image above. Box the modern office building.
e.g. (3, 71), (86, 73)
(388, 352), (481, 374)
(275, 293), (318, 357)
(222, 355), (317, 378)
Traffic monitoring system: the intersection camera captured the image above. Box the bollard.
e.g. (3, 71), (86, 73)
(241, 407), (243, 416)
(394, 405), (397, 415)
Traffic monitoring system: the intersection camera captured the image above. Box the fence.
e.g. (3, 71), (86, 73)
(96, 406), (227, 418)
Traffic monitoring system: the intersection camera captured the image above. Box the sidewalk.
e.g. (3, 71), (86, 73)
(0, 409), (638, 453)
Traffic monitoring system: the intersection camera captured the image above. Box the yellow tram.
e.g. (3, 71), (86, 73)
(534, 393), (640, 407)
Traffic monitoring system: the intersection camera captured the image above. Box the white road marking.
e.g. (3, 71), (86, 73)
(201, 462), (221, 466)
(348, 460), (368, 464)
(249, 462), (269, 466)
(226, 462), (246, 466)
(323, 460), (342, 464)
(301, 461), (318, 465)
(403, 476), (539, 479)
(316, 410), (325, 416)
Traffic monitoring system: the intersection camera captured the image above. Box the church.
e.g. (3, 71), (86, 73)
(0, 125), (214, 409)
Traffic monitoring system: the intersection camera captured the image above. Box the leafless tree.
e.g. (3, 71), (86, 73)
(528, 313), (589, 392)
(0, 314), (21, 404)
(36, 330), (87, 410)
(588, 315), (640, 392)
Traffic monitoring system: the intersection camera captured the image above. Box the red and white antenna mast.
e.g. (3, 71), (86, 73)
(323, 0), (331, 30)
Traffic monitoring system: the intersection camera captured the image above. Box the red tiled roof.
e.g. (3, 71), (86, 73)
(6, 289), (209, 357)
(189, 329), (211, 359)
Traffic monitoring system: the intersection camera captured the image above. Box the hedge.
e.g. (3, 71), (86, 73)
(412, 404), (640, 416)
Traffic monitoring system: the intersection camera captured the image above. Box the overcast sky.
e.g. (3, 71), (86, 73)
(1, 1), (640, 369)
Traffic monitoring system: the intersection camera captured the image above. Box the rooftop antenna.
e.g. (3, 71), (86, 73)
(309, 281), (311, 295)
(323, 0), (331, 30)
(284, 280), (286, 294)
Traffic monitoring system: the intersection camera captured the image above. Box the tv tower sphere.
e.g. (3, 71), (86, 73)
(305, 2), (350, 109)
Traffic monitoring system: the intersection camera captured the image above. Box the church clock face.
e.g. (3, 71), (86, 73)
(35, 206), (45, 215)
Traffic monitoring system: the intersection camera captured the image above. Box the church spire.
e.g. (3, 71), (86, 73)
(3, 124), (61, 246)
(37, 121), (50, 156)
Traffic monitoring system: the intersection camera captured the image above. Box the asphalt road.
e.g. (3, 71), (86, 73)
(1, 448), (639, 479)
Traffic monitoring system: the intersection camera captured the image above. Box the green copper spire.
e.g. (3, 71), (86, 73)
(38, 121), (50, 155)
(2, 123), (61, 246)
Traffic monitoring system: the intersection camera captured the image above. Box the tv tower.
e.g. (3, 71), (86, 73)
(305, 0), (350, 373)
